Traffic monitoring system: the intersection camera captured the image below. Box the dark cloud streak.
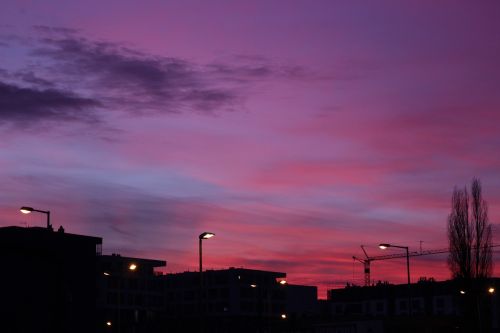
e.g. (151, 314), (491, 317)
(15, 71), (55, 87)
(1, 28), (313, 126)
(0, 81), (100, 125)
(32, 36), (239, 114)
(32, 25), (79, 35)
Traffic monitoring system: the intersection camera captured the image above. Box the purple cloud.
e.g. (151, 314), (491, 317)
(0, 81), (100, 126)
(1, 29), (316, 127)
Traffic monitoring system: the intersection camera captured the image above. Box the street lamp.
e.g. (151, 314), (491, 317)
(199, 232), (215, 274)
(379, 243), (411, 315)
(198, 232), (215, 331)
(20, 206), (52, 229)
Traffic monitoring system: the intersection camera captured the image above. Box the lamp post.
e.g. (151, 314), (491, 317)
(20, 206), (52, 229)
(198, 232), (215, 327)
(199, 232), (215, 274)
(379, 243), (411, 316)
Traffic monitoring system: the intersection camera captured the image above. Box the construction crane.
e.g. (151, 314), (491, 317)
(352, 244), (500, 286)
(352, 245), (372, 287)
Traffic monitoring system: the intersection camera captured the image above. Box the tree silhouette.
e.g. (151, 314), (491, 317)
(447, 178), (492, 279)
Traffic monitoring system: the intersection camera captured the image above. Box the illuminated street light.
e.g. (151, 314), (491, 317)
(460, 290), (466, 295)
(279, 280), (287, 285)
(488, 287), (495, 294)
(250, 284), (257, 288)
(379, 243), (411, 315)
(20, 206), (52, 229)
(199, 232), (215, 240)
(281, 314), (287, 319)
(199, 231), (215, 324)
(129, 263), (137, 271)
(20, 207), (33, 214)
(106, 321), (112, 327)
(199, 232), (215, 273)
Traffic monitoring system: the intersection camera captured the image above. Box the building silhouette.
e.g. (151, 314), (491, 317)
(322, 278), (500, 332)
(0, 226), (102, 333)
(163, 268), (287, 331)
(0, 225), (318, 332)
(97, 254), (166, 332)
(4, 224), (500, 332)
(161, 268), (317, 332)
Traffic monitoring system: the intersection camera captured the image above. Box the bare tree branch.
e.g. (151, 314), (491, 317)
(447, 178), (492, 279)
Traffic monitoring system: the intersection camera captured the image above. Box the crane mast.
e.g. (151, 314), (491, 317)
(352, 245), (372, 286)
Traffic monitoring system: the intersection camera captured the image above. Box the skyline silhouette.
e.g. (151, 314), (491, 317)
(1, 224), (498, 332)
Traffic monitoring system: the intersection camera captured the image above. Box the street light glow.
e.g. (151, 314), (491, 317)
(250, 284), (257, 288)
(379, 243), (390, 250)
(129, 263), (137, 271)
(199, 232), (215, 239)
(460, 290), (466, 295)
(489, 287), (495, 294)
(20, 206), (34, 214)
(279, 280), (287, 285)
(106, 321), (112, 326)
(281, 314), (287, 319)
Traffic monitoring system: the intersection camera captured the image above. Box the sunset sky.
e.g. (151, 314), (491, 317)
(1, 0), (499, 297)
